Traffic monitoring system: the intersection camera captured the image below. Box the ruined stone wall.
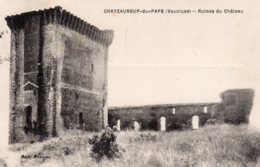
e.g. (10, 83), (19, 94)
(108, 89), (255, 131)
(108, 103), (216, 131)
(57, 24), (107, 131)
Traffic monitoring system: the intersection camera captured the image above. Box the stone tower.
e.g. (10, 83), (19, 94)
(6, 7), (113, 144)
(220, 89), (254, 124)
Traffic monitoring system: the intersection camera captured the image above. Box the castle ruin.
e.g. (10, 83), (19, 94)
(5, 7), (255, 144)
(6, 7), (114, 143)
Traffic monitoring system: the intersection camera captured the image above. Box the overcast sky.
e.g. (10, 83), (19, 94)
(0, 0), (260, 146)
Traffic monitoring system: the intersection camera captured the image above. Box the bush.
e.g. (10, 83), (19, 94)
(88, 127), (124, 162)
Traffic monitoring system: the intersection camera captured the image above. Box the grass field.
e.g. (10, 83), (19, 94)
(5, 124), (260, 167)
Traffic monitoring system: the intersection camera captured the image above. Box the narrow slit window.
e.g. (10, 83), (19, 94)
(91, 64), (94, 72)
(79, 112), (83, 128)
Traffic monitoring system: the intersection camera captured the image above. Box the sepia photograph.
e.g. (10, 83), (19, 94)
(0, 0), (259, 166)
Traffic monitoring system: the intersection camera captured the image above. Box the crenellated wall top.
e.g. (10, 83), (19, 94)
(5, 6), (114, 46)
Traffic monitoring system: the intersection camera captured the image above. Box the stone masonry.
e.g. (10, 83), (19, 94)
(108, 89), (254, 131)
(6, 6), (114, 144)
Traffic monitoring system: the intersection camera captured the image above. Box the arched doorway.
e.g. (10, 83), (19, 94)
(134, 121), (140, 131)
(25, 106), (32, 133)
(192, 115), (199, 130)
(160, 117), (166, 131)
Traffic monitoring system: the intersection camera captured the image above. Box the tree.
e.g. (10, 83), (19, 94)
(0, 30), (9, 64)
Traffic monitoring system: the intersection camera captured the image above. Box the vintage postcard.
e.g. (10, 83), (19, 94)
(0, 0), (259, 166)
